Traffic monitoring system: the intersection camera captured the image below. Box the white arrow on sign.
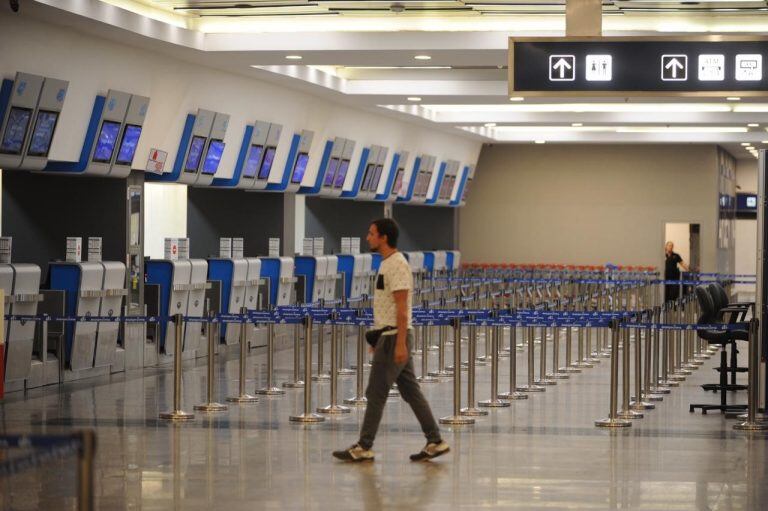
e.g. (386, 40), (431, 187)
(553, 58), (572, 78)
(665, 58), (684, 78)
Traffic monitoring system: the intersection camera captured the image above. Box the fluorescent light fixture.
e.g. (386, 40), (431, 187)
(422, 103), (732, 113)
(509, 97), (525, 102)
(340, 65), (451, 70)
(727, 97), (742, 101)
(414, 55), (432, 60)
(572, 123), (584, 127)
(615, 127), (748, 133)
(489, 125), (748, 134)
(407, 97), (422, 102)
(484, 122), (497, 127)
(762, 140), (768, 144)
(742, 142), (751, 146)
(285, 55), (303, 60)
(535, 140), (546, 144)
(748, 123), (760, 127)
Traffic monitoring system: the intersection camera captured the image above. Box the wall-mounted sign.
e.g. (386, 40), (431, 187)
(509, 36), (768, 96)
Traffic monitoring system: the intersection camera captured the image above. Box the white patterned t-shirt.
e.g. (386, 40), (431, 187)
(373, 251), (413, 330)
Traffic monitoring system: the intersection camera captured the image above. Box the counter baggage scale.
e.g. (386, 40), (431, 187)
(208, 257), (263, 345)
(48, 261), (127, 374)
(1, 264), (43, 390)
(145, 259), (208, 357)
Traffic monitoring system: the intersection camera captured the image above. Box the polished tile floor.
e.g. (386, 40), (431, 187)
(1, 327), (767, 510)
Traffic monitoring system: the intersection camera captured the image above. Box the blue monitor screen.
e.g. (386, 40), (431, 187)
(392, 168), (404, 195)
(115, 124), (142, 166)
(201, 139), (225, 175)
(242, 144), (264, 178)
(184, 136), (206, 172)
(334, 159), (350, 188)
(361, 163), (375, 191)
(258, 146), (276, 179)
(737, 193), (758, 211)
(323, 157), (340, 187)
(0, 107), (33, 155)
(290, 152), (309, 184)
(92, 120), (121, 163)
(27, 110), (59, 157)
(371, 164), (384, 192)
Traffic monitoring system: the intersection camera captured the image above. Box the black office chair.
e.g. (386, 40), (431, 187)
(705, 283), (750, 390)
(689, 285), (748, 414)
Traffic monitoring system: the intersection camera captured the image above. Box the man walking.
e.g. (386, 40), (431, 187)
(333, 218), (449, 462)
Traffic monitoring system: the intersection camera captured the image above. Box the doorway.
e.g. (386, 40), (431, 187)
(664, 222), (701, 273)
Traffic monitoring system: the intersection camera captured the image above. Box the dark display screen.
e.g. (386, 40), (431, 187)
(184, 136), (206, 172)
(290, 152), (309, 184)
(115, 124), (142, 166)
(334, 159), (350, 188)
(27, 110), (59, 157)
(323, 157), (340, 187)
(462, 178), (472, 201)
(371, 164), (384, 192)
(392, 168), (404, 195)
(0, 107), (33, 155)
(201, 139), (225, 175)
(92, 120), (121, 163)
(258, 146), (276, 179)
(361, 163), (375, 191)
(737, 192), (758, 211)
(242, 144), (264, 178)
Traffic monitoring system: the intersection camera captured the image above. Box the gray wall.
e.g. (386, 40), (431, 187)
(392, 204), (456, 251)
(1, 171), (127, 276)
(187, 188), (284, 258)
(460, 144), (720, 272)
(305, 197), (384, 253)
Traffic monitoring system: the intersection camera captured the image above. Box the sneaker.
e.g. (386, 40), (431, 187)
(333, 443), (375, 462)
(410, 440), (450, 461)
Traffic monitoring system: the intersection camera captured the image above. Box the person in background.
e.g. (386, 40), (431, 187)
(664, 241), (690, 303)
(333, 218), (448, 463)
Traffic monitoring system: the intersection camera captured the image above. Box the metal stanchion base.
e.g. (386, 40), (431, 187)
(499, 391), (529, 400)
(641, 392), (665, 401)
(417, 375), (439, 383)
(672, 369), (692, 376)
(572, 361), (594, 368)
(479, 399), (511, 408)
(733, 421), (768, 431)
(498, 351), (511, 358)
(516, 384), (546, 392)
(558, 366), (582, 374)
(439, 415), (475, 425)
(289, 413), (326, 423)
(388, 389), (400, 398)
(312, 373), (332, 382)
(598, 351), (612, 359)
(255, 387), (286, 396)
(683, 362), (701, 369)
(657, 379), (679, 387)
(630, 400), (655, 410)
(428, 345), (440, 351)
(595, 417), (631, 428)
(338, 368), (356, 375)
(585, 357), (601, 364)
(226, 394), (259, 403)
(159, 410), (195, 421)
(194, 402), (228, 412)
(694, 355), (710, 362)
(283, 380), (305, 389)
(533, 378), (557, 386)
(317, 404), (351, 414)
(617, 409), (643, 419)
(343, 396), (368, 406)
(428, 370), (454, 378)
(459, 407), (488, 416)
(551, 372), (570, 379)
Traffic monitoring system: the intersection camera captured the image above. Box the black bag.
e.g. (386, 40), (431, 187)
(365, 326), (397, 348)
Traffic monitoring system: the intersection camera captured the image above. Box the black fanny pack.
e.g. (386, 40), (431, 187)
(365, 326), (398, 348)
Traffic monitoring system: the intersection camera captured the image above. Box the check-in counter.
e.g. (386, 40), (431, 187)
(259, 257), (295, 307)
(1, 264), (43, 386)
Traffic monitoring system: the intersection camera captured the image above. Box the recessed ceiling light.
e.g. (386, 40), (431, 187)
(535, 140), (546, 144)
(762, 140), (768, 144)
(285, 55), (303, 60)
(484, 122), (497, 127)
(407, 97), (422, 102)
(748, 123), (760, 127)
(414, 55), (432, 60)
(727, 97), (741, 101)
(571, 123), (583, 127)
(509, 97), (525, 102)
(742, 142), (751, 146)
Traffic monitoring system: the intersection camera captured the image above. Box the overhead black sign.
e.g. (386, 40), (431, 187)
(509, 37), (768, 96)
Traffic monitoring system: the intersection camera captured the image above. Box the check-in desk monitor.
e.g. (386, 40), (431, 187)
(1, 264), (42, 384)
(243, 145), (264, 179)
(291, 152), (309, 184)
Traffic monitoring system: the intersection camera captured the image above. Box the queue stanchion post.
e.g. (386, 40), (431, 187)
(630, 323), (655, 410)
(227, 308), (259, 404)
(649, 307), (670, 395)
(194, 311), (229, 411)
(429, 314), (453, 378)
(573, 322), (593, 369)
(560, 324), (581, 374)
(440, 317), (475, 425)
(479, 322), (510, 408)
(283, 323), (305, 389)
(318, 314), (350, 415)
(256, 320), (285, 396)
(500, 319), (528, 400)
(290, 315), (325, 423)
(616, 326), (643, 420)
(344, 321), (368, 406)
(534, 324), (556, 385)
(313, 302), (331, 382)
(551, 322), (569, 379)
(417, 323), (438, 383)
(595, 320), (631, 428)
(659, 308), (679, 388)
(517, 326), (545, 392)
(159, 313), (195, 421)
(733, 318), (768, 431)
(77, 430), (96, 511)
(338, 324), (356, 375)
(460, 319), (488, 416)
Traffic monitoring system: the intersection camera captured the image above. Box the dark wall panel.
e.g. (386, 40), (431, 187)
(392, 204), (455, 251)
(2, 171), (126, 276)
(187, 188), (284, 258)
(305, 197), (384, 253)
